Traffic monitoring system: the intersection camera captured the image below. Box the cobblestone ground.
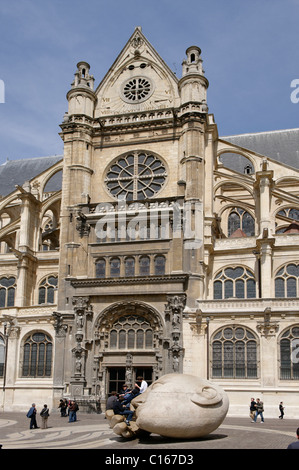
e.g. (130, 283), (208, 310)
(0, 411), (298, 452)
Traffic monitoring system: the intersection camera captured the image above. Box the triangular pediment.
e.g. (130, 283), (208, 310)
(95, 27), (180, 118)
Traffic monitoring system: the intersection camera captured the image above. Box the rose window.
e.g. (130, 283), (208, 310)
(105, 151), (167, 200)
(121, 77), (153, 103)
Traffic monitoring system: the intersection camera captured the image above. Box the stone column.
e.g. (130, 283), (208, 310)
(164, 294), (186, 373)
(70, 296), (93, 397)
(257, 311), (279, 387)
(2, 316), (20, 409)
(52, 312), (68, 403)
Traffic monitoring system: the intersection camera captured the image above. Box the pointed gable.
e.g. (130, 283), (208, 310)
(95, 27), (179, 118)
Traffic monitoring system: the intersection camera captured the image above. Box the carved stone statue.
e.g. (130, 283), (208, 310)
(106, 373), (229, 439)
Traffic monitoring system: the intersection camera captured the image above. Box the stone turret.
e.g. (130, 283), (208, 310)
(179, 46), (209, 108)
(66, 61), (96, 117)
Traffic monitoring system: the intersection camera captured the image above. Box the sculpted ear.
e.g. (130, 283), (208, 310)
(191, 386), (222, 406)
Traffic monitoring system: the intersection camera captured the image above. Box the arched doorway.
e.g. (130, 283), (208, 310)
(94, 301), (164, 405)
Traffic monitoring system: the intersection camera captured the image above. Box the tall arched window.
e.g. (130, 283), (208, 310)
(0, 276), (16, 307)
(38, 276), (58, 304)
(154, 255), (165, 275)
(214, 267), (256, 299)
(212, 326), (257, 378)
(280, 326), (299, 379)
(125, 257), (135, 277)
(96, 258), (106, 278)
(139, 256), (150, 276)
(110, 258), (121, 277)
(109, 315), (153, 350)
(22, 332), (53, 377)
(228, 208), (255, 237)
(275, 264), (299, 298)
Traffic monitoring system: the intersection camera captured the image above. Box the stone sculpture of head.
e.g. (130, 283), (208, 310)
(131, 373), (229, 439)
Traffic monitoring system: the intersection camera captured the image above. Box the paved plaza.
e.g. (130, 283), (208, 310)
(0, 410), (298, 451)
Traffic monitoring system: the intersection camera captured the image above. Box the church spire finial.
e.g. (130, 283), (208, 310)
(182, 46), (204, 77)
(72, 61), (95, 90)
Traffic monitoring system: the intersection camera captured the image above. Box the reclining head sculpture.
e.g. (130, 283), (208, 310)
(106, 373), (229, 439)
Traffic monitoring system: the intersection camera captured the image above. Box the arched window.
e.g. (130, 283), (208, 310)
(279, 326), (299, 379)
(125, 257), (135, 277)
(214, 267), (256, 299)
(275, 264), (299, 298)
(22, 332), (53, 377)
(276, 207), (299, 233)
(0, 336), (5, 377)
(38, 276), (58, 304)
(109, 315), (153, 350)
(212, 326), (257, 378)
(228, 208), (255, 237)
(0, 276), (16, 307)
(139, 256), (150, 276)
(154, 255), (165, 275)
(96, 258), (106, 278)
(110, 258), (121, 277)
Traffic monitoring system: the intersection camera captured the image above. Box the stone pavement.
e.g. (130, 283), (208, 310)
(0, 410), (298, 452)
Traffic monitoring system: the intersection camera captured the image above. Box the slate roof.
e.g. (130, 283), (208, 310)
(0, 155), (63, 197)
(222, 128), (299, 170)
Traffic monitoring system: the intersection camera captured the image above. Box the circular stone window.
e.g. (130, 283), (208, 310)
(120, 76), (154, 103)
(105, 151), (167, 200)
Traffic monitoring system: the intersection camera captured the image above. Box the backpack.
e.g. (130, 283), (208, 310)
(74, 403), (79, 411)
(26, 409), (33, 418)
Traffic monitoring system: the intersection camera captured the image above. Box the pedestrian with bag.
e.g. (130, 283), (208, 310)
(26, 403), (39, 429)
(40, 404), (50, 429)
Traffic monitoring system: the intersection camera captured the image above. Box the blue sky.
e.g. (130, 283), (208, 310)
(0, 0), (298, 165)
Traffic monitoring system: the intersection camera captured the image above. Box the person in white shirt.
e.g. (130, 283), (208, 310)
(135, 376), (148, 393)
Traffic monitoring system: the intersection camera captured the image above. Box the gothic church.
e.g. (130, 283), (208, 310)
(1, 27), (299, 417)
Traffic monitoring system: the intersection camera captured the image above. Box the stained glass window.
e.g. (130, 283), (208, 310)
(0, 277), (16, 308)
(212, 326), (257, 378)
(214, 267), (256, 299)
(22, 332), (52, 377)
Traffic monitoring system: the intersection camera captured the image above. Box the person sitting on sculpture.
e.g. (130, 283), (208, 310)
(112, 395), (134, 425)
(119, 384), (131, 398)
(123, 387), (140, 407)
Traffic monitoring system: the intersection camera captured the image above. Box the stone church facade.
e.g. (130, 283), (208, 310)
(1, 27), (299, 417)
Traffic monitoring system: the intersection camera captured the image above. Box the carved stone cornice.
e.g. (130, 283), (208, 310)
(70, 274), (188, 288)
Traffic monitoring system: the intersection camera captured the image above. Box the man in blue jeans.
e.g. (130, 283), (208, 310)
(68, 400), (78, 422)
(253, 398), (264, 423)
(113, 396), (134, 425)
